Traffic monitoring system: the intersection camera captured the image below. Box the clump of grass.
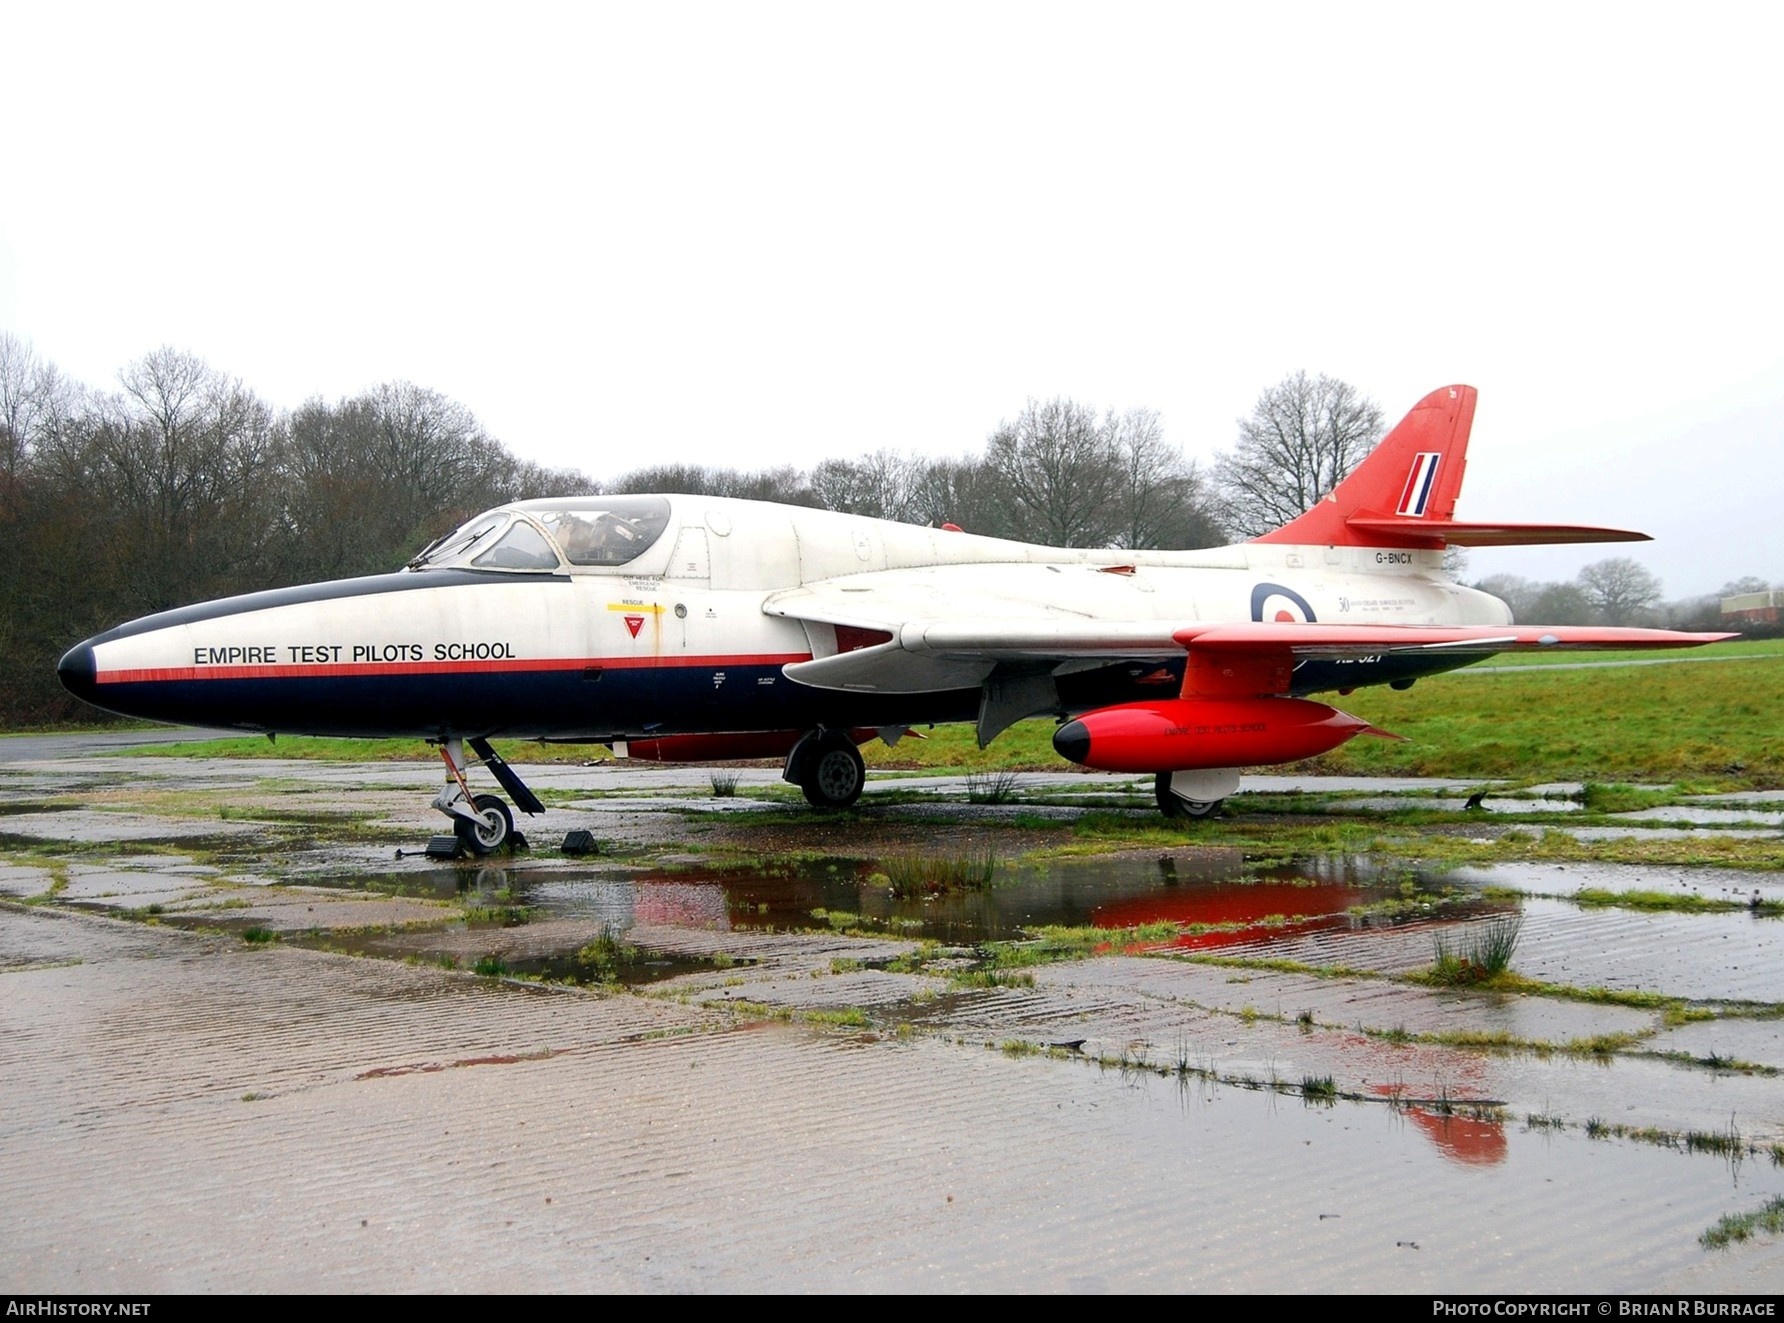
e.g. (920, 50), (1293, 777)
(805, 1007), (870, 1028)
(1302, 1075), (1337, 1103)
(1429, 915), (1523, 985)
(461, 905), (531, 926)
(951, 968), (1036, 990)
(241, 926), (277, 945)
(1700, 1195), (1784, 1250)
(1577, 782), (1676, 814)
(472, 954), (508, 977)
(882, 848), (997, 898)
(1564, 1031), (1644, 1056)
(1684, 1121), (1745, 1157)
(709, 771), (740, 797)
(1573, 888), (1748, 913)
(574, 927), (638, 982)
(965, 769), (1022, 805)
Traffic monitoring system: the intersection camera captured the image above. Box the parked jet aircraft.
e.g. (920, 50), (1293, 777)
(57, 385), (1731, 852)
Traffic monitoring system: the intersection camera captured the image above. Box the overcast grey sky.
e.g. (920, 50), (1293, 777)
(3, 1), (1779, 598)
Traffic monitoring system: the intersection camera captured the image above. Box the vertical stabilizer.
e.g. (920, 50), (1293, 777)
(1252, 385), (1476, 548)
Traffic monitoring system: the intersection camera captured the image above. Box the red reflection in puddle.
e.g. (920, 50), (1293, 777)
(633, 882), (731, 928)
(1093, 881), (1369, 950)
(1405, 1109), (1509, 1166)
(1368, 1080), (1508, 1166)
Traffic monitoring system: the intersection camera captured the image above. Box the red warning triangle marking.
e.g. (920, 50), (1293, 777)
(624, 615), (645, 638)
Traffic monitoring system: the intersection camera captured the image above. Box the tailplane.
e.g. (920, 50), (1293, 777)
(1251, 383), (1648, 549)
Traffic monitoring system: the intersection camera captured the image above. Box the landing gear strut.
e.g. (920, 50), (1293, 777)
(431, 737), (543, 854)
(783, 729), (866, 809)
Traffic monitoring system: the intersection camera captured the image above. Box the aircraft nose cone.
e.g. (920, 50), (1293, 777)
(1053, 719), (1090, 766)
(57, 641), (98, 705)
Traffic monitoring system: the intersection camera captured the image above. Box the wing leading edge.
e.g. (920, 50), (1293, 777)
(782, 620), (1735, 696)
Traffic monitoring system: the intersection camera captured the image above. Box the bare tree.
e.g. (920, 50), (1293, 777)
(274, 382), (549, 578)
(1527, 581), (1596, 625)
(607, 462), (817, 507)
(1578, 557), (1663, 625)
(1211, 371), (1385, 538)
(982, 397), (1116, 545)
(1474, 573), (1542, 620)
(1104, 408), (1224, 549)
(0, 333), (75, 484)
(904, 455), (1013, 537)
(509, 457), (598, 500)
(809, 450), (928, 522)
(100, 348), (281, 608)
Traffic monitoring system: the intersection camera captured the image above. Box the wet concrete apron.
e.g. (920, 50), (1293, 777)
(2, 744), (1782, 1292)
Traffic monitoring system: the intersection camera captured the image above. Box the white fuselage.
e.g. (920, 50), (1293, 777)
(59, 494), (1513, 742)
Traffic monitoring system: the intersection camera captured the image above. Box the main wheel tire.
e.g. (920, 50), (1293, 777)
(455, 793), (514, 854)
(1155, 772), (1223, 820)
(801, 740), (865, 809)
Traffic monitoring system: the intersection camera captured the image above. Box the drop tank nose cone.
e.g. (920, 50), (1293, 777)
(57, 641), (98, 704)
(1053, 719), (1090, 766)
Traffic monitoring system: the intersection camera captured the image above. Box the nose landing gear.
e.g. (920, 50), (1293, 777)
(431, 736), (544, 854)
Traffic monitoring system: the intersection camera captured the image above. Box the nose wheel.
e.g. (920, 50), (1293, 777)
(455, 793), (514, 854)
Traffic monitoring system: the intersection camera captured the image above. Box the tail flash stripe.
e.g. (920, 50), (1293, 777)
(1396, 452), (1441, 517)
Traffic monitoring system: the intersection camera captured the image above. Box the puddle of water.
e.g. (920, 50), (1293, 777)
(1608, 806), (1784, 827)
(1512, 896), (1784, 1003)
(1439, 860), (1784, 907)
(308, 852), (1481, 966)
(1328, 796), (1583, 815)
(279, 916), (732, 988)
(291, 851), (1784, 1006)
(0, 800), (87, 817)
(494, 949), (730, 987)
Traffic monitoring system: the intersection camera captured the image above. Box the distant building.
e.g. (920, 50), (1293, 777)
(1721, 589), (1783, 625)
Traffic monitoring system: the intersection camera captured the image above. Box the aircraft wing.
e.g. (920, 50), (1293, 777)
(1167, 622), (1735, 659)
(779, 617), (1734, 694)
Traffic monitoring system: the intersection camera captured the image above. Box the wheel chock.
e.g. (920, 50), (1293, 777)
(424, 835), (465, 859)
(561, 829), (599, 856)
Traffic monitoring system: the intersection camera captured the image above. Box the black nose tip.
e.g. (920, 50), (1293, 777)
(57, 642), (98, 704)
(1053, 719), (1090, 766)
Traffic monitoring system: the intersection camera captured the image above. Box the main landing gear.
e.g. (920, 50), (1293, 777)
(431, 736), (546, 854)
(783, 729), (866, 809)
(1154, 768), (1240, 820)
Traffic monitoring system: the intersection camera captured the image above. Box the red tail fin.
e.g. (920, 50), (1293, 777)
(1251, 384), (1648, 550)
(1252, 385), (1476, 548)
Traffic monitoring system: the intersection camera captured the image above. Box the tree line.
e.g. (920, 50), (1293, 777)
(1, 337), (1748, 725)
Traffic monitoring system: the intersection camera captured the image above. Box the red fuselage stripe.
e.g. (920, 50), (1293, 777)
(96, 653), (814, 685)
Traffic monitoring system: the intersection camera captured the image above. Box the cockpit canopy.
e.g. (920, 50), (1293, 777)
(408, 496), (674, 573)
